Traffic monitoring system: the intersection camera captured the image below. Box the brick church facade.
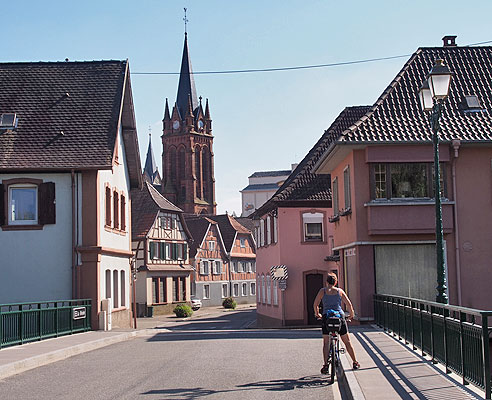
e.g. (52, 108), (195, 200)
(161, 33), (216, 215)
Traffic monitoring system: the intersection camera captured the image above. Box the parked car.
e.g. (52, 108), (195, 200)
(190, 296), (202, 310)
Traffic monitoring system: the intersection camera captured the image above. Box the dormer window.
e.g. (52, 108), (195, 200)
(0, 113), (17, 128)
(461, 95), (483, 113)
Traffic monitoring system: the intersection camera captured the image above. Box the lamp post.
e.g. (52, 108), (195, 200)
(418, 59), (452, 304)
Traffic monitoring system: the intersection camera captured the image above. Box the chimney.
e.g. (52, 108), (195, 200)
(442, 35), (457, 47)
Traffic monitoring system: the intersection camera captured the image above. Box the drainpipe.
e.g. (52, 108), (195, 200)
(71, 170), (77, 299)
(451, 140), (462, 305)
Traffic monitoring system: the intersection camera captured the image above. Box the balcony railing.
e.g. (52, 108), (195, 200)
(374, 294), (492, 398)
(0, 299), (92, 349)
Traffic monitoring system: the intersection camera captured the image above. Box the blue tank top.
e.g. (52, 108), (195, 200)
(321, 288), (343, 315)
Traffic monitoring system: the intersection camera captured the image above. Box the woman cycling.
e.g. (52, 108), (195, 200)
(313, 272), (360, 373)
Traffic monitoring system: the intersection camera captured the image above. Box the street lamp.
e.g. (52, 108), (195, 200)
(418, 59), (452, 304)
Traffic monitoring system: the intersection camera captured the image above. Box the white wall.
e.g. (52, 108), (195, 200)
(0, 173), (73, 303)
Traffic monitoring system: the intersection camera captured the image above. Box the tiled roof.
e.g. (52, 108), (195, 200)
(184, 216), (215, 257)
(241, 183), (281, 191)
(252, 106), (371, 217)
(235, 217), (256, 232)
(0, 60), (133, 171)
(207, 214), (251, 252)
(339, 46), (492, 144)
(249, 170), (292, 178)
(131, 182), (183, 240)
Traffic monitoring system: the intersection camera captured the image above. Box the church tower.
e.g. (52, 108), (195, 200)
(161, 33), (216, 215)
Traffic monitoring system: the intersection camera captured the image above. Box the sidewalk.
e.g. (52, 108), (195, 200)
(339, 325), (485, 399)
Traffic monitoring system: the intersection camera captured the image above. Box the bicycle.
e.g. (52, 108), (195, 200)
(319, 314), (346, 383)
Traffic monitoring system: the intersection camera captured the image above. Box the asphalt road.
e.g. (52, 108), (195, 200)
(0, 309), (337, 400)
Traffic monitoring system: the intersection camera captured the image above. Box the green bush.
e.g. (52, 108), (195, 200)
(173, 304), (193, 318)
(222, 297), (237, 309)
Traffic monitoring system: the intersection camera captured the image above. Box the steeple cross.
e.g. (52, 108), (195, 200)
(183, 8), (188, 35)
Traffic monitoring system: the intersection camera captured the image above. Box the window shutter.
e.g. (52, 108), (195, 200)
(183, 243), (188, 260)
(149, 242), (155, 259)
(200, 261), (204, 275)
(172, 243), (178, 260)
(0, 184), (4, 226)
(160, 242), (166, 260)
(39, 182), (56, 225)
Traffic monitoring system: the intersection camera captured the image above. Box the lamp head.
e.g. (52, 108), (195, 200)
(427, 59), (452, 100)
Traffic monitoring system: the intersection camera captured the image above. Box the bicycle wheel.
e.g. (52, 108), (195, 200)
(330, 343), (336, 383)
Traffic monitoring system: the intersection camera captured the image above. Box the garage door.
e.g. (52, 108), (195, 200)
(375, 244), (440, 301)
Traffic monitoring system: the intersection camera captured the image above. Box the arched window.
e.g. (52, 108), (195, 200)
(178, 146), (185, 180)
(202, 146), (210, 201)
(169, 147), (177, 183)
(194, 145), (202, 199)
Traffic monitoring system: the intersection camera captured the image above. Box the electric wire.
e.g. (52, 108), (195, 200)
(132, 40), (492, 76)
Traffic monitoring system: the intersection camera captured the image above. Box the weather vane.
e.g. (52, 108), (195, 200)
(148, 125), (152, 138)
(183, 8), (188, 35)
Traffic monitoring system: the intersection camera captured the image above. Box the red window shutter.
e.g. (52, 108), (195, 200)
(105, 187), (111, 226)
(120, 195), (126, 231)
(39, 182), (56, 225)
(0, 184), (4, 226)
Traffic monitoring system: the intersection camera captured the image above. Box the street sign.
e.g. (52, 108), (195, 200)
(270, 265), (288, 280)
(73, 307), (86, 320)
(279, 280), (287, 290)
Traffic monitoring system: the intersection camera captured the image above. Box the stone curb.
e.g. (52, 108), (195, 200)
(337, 350), (365, 400)
(0, 328), (162, 380)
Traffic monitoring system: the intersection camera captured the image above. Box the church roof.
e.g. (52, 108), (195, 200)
(176, 34), (198, 119)
(143, 133), (161, 184)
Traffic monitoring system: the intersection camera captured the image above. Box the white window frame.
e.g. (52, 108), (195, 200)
(241, 282), (247, 296)
(273, 216), (278, 243)
(266, 216), (271, 245)
(238, 261), (244, 273)
(201, 260), (209, 275)
(203, 284), (210, 299)
(250, 282), (256, 296)
(261, 275), (266, 304)
(240, 238), (246, 248)
(8, 184), (38, 225)
(266, 275), (271, 304)
(209, 241), (215, 251)
(344, 165), (351, 209)
(303, 212), (324, 242)
(260, 219), (265, 247)
(273, 279), (278, 305)
(222, 283), (228, 298)
(233, 283), (239, 297)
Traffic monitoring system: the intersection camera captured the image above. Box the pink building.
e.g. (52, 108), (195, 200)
(252, 107), (368, 327)
(313, 37), (492, 318)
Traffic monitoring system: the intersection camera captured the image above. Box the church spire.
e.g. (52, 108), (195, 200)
(143, 129), (161, 185)
(163, 98), (170, 121)
(176, 33), (198, 120)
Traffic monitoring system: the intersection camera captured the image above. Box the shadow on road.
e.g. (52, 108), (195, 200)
(141, 375), (331, 399)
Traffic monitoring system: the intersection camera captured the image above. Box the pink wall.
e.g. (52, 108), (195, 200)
(256, 206), (338, 325)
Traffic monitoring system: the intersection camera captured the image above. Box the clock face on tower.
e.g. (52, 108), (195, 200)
(173, 120), (180, 130)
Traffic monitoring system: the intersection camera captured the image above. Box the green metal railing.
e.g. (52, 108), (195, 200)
(0, 299), (91, 349)
(374, 294), (492, 399)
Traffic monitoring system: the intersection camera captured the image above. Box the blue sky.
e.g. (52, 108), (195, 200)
(3, 1), (491, 214)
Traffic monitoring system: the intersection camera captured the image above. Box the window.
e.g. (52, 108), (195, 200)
(152, 277), (167, 304)
(303, 212), (323, 242)
(161, 216), (171, 229)
(120, 195), (126, 231)
(273, 280), (278, 305)
(333, 177), (339, 214)
(266, 275), (271, 304)
(173, 277), (184, 302)
(261, 275), (266, 303)
(266, 216), (271, 245)
(150, 241), (186, 261)
(113, 190), (119, 230)
(242, 282), (247, 296)
(105, 187), (111, 226)
(273, 216), (278, 243)
(251, 262), (256, 273)
(105, 269), (111, 299)
(233, 283), (239, 297)
(203, 284), (210, 299)
(371, 163), (446, 200)
(9, 185), (37, 225)
(250, 282), (256, 296)
(245, 262), (251, 273)
(120, 271), (126, 307)
(222, 283), (228, 298)
(200, 261), (210, 275)
(344, 166), (351, 209)
(1, 179), (56, 228)
(213, 260), (222, 274)
(238, 262), (245, 273)
(113, 270), (119, 308)
(232, 261), (238, 273)
(209, 241), (215, 251)
(240, 238), (246, 248)
(260, 219), (265, 247)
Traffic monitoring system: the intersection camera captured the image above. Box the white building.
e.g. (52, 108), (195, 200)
(240, 166), (297, 217)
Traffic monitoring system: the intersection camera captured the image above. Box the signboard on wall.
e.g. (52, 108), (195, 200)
(73, 307), (86, 320)
(270, 265), (288, 280)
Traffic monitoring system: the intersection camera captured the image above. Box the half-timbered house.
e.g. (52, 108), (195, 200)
(131, 181), (193, 316)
